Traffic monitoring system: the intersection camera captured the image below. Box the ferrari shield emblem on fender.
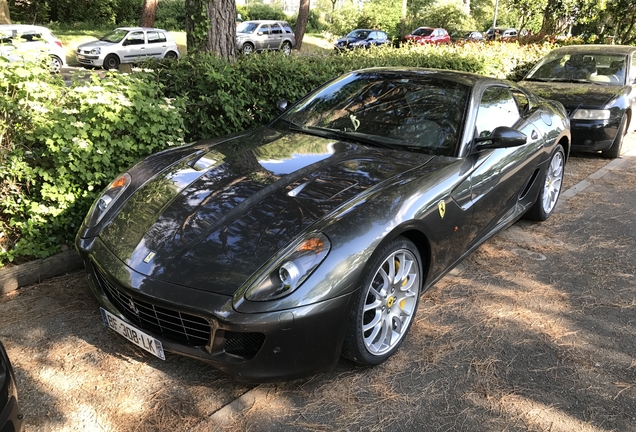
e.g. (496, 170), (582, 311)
(438, 201), (446, 219)
(143, 251), (156, 263)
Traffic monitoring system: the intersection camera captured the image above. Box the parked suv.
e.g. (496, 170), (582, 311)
(485, 27), (518, 41)
(334, 29), (390, 50)
(236, 20), (295, 55)
(76, 27), (180, 70)
(0, 24), (67, 72)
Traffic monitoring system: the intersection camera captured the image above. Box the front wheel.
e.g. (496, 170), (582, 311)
(342, 236), (422, 365)
(241, 43), (254, 55)
(49, 55), (62, 73)
(524, 144), (565, 221)
(602, 114), (628, 159)
(103, 54), (120, 70)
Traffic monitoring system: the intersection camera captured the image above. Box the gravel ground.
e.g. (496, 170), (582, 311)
(1, 135), (635, 431)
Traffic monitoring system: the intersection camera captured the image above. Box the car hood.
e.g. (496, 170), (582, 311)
(519, 81), (625, 109)
(336, 37), (364, 44)
(99, 127), (434, 295)
(78, 40), (118, 49)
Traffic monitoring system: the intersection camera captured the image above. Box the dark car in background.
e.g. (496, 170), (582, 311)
(451, 31), (484, 43)
(485, 27), (517, 41)
(1, 341), (23, 432)
(520, 44), (636, 158)
(236, 20), (295, 55)
(76, 67), (570, 382)
(334, 29), (390, 50)
(403, 27), (450, 45)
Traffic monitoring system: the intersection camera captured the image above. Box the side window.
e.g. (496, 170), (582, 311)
(475, 86), (521, 138)
(259, 25), (270, 35)
(126, 32), (145, 45)
(283, 23), (293, 33)
(147, 31), (167, 44)
(510, 88), (530, 114)
(630, 55), (636, 83)
(379, 32), (387, 40)
(18, 32), (43, 42)
(271, 24), (282, 34)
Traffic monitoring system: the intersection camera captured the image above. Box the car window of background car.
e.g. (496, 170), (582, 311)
(475, 86), (521, 137)
(271, 23), (282, 34)
(17, 31), (42, 42)
(125, 31), (145, 45)
(413, 28), (432, 36)
(237, 22), (258, 34)
(101, 29), (127, 43)
(259, 25), (270, 35)
(283, 23), (293, 33)
(147, 31), (166, 44)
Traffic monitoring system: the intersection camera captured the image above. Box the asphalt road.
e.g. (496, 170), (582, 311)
(1, 134), (635, 431)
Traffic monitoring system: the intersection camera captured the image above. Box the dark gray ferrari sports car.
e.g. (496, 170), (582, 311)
(76, 68), (570, 382)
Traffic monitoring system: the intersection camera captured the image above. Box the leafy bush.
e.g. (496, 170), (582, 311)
(155, 0), (186, 31)
(0, 62), (186, 265)
(244, 4), (287, 21)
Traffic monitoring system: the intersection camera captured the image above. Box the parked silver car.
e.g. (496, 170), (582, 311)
(236, 20), (295, 55)
(76, 27), (180, 70)
(0, 24), (67, 72)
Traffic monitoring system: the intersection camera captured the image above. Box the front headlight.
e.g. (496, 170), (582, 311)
(84, 173), (131, 228)
(245, 233), (331, 301)
(572, 109), (610, 120)
(90, 47), (101, 55)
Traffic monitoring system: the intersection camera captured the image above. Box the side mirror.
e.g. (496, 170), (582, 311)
(276, 98), (288, 114)
(122, 40), (130, 46)
(474, 126), (527, 150)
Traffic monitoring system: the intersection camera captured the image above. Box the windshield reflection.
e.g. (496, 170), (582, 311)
(275, 71), (469, 156)
(526, 52), (627, 86)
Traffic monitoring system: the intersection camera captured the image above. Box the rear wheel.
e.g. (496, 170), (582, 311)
(49, 55), (62, 73)
(164, 51), (178, 60)
(103, 54), (120, 70)
(281, 41), (292, 55)
(602, 114), (628, 159)
(525, 144), (565, 221)
(342, 237), (422, 365)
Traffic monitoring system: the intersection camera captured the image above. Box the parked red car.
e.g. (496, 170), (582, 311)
(403, 27), (450, 45)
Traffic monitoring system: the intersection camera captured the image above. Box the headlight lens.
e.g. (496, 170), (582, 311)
(90, 47), (101, 55)
(245, 233), (331, 301)
(84, 173), (131, 228)
(572, 109), (610, 120)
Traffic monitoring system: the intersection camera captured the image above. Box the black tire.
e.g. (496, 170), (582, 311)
(342, 236), (422, 365)
(103, 54), (120, 70)
(602, 114), (628, 159)
(49, 55), (62, 73)
(241, 43), (255, 55)
(281, 41), (292, 55)
(164, 51), (178, 60)
(525, 144), (565, 221)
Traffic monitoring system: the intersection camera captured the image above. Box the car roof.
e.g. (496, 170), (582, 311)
(354, 67), (506, 87)
(552, 44), (636, 55)
(115, 27), (168, 32)
(243, 20), (288, 24)
(0, 24), (52, 32)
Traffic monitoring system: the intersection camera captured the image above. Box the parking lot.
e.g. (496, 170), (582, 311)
(1, 135), (635, 431)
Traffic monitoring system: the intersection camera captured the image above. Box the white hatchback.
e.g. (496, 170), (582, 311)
(0, 24), (67, 72)
(76, 27), (180, 70)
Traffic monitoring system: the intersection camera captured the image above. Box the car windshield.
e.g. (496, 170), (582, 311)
(237, 22), (259, 34)
(412, 28), (434, 36)
(275, 72), (470, 156)
(347, 30), (370, 39)
(100, 29), (128, 43)
(525, 52), (628, 86)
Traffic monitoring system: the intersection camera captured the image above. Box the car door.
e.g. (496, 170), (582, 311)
(120, 31), (146, 63)
(256, 24), (270, 50)
(464, 85), (545, 246)
(145, 31), (167, 59)
(270, 23), (284, 49)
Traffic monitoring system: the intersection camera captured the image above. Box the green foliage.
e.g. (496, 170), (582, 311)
(0, 61), (186, 265)
(8, 0), (142, 26)
(244, 4), (287, 21)
(328, 4), (361, 37)
(155, 0), (186, 30)
(415, 2), (476, 34)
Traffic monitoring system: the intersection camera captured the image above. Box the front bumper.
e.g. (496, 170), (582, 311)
(0, 343), (23, 432)
(76, 236), (355, 382)
(76, 53), (104, 67)
(570, 118), (621, 152)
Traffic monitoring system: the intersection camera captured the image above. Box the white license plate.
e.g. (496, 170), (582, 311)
(76, 54), (85, 59)
(100, 308), (165, 360)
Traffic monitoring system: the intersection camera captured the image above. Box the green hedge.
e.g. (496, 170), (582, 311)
(0, 42), (552, 267)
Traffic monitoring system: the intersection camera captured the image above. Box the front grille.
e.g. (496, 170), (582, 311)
(223, 331), (265, 359)
(94, 266), (211, 347)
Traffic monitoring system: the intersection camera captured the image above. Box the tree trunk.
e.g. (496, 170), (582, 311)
(0, 0), (10, 24)
(185, 0), (236, 60)
(140, 0), (159, 28)
(205, 0), (236, 60)
(400, 0), (407, 37)
(293, 0), (310, 51)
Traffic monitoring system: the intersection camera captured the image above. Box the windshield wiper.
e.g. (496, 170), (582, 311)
(305, 126), (405, 150)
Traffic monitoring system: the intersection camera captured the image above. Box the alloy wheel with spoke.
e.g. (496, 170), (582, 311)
(542, 150), (563, 214)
